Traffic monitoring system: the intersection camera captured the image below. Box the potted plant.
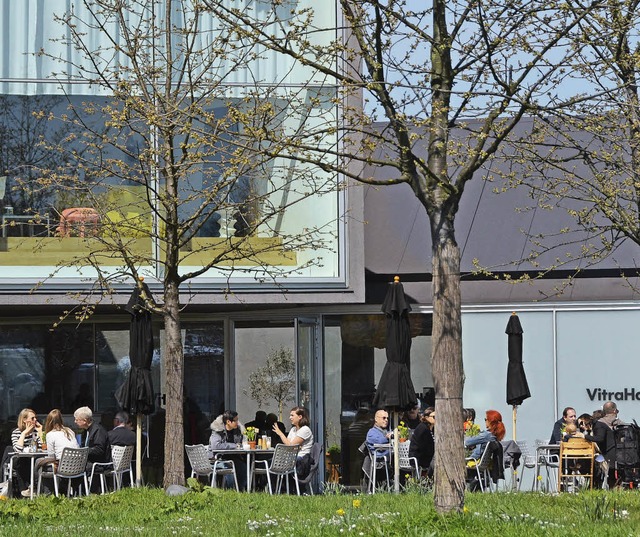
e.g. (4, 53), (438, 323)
(327, 444), (341, 465)
(41, 431), (47, 451)
(397, 421), (409, 442)
(245, 426), (259, 449)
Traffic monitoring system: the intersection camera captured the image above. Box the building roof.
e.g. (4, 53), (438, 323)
(363, 117), (640, 304)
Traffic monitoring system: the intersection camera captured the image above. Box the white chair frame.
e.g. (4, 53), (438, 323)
(89, 445), (135, 494)
(185, 444), (239, 491)
(251, 444), (300, 495)
(37, 447), (89, 497)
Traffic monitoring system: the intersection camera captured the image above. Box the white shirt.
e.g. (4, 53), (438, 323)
(288, 425), (313, 458)
(46, 428), (79, 460)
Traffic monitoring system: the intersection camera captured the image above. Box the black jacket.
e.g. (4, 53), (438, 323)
(586, 420), (616, 465)
(83, 422), (110, 463)
(409, 422), (434, 470)
(108, 425), (136, 447)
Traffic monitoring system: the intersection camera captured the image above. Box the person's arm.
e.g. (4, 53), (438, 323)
(273, 424), (305, 446)
(464, 430), (490, 449)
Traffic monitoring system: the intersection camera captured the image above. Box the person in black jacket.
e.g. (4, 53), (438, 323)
(409, 407), (435, 476)
(549, 407), (577, 444)
(108, 411), (136, 447)
(74, 406), (110, 473)
(586, 401), (622, 488)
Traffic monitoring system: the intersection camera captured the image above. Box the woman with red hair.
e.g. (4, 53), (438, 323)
(464, 409), (506, 459)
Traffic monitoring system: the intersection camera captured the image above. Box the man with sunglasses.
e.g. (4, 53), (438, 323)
(365, 410), (391, 457)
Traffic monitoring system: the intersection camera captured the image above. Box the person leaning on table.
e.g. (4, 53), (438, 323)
(9, 408), (42, 498)
(208, 410), (246, 490)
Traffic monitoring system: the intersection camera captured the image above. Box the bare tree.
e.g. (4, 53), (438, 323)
(502, 1), (640, 286)
(24, 1), (340, 487)
(244, 346), (295, 421)
(208, 0), (597, 511)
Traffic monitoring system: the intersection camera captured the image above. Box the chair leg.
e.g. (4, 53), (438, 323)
(52, 476), (59, 497)
(293, 472), (300, 496)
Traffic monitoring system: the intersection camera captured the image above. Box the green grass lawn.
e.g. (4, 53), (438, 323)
(0, 486), (638, 536)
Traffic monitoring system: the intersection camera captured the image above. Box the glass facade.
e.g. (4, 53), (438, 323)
(0, 1), (343, 284)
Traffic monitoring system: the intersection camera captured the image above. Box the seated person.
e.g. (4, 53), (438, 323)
(562, 422), (584, 442)
(36, 409), (79, 496)
(577, 413), (593, 435)
(207, 410), (246, 490)
(409, 407), (435, 476)
(401, 405), (421, 430)
(10, 408), (43, 498)
(549, 407), (577, 444)
(245, 411), (268, 437)
(108, 411), (136, 447)
(464, 409), (505, 459)
(272, 406), (314, 482)
(463, 408), (479, 436)
(266, 413), (286, 447)
(366, 410), (391, 458)
(74, 406), (110, 469)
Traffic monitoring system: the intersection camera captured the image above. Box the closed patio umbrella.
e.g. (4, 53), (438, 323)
(373, 276), (417, 492)
(506, 312), (531, 440)
(115, 278), (155, 487)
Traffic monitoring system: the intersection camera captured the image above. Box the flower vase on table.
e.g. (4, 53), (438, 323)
(397, 421), (409, 442)
(245, 427), (259, 449)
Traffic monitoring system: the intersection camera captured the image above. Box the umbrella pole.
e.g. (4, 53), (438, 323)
(136, 413), (143, 487)
(512, 405), (518, 491)
(394, 411), (400, 493)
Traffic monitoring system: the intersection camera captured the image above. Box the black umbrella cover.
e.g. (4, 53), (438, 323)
(373, 281), (417, 409)
(506, 314), (531, 406)
(115, 283), (155, 415)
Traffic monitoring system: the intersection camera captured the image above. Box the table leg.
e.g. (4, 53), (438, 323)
(247, 452), (252, 491)
(534, 450), (540, 492)
(29, 457), (35, 499)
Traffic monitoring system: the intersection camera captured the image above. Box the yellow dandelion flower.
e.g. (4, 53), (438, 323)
(537, 475), (543, 481)
(337, 508), (345, 516)
(463, 506), (469, 513)
(352, 499), (361, 508)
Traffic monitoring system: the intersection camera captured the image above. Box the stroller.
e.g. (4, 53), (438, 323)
(613, 421), (640, 489)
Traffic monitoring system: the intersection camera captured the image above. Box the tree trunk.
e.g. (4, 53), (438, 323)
(162, 279), (186, 487)
(431, 215), (465, 513)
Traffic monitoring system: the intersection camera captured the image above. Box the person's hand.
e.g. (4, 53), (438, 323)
(34, 420), (43, 435)
(272, 423), (283, 436)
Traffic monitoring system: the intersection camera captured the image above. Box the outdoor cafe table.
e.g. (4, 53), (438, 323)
(209, 447), (274, 491)
(8, 450), (47, 499)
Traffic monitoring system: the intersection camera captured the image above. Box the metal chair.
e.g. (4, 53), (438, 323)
(466, 441), (502, 492)
(535, 439), (559, 492)
(37, 447), (89, 497)
(294, 442), (322, 495)
(515, 440), (537, 491)
(251, 444), (300, 495)
(184, 444), (238, 491)
(362, 444), (391, 493)
(398, 440), (420, 479)
(89, 445), (135, 494)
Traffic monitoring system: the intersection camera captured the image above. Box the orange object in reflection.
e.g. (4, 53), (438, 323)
(56, 207), (100, 237)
